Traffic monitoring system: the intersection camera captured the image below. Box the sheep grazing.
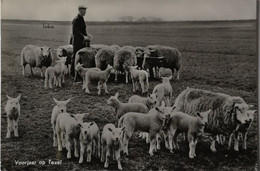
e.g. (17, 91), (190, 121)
(55, 113), (82, 158)
(79, 122), (100, 164)
(146, 45), (181, 79)
(118, 103), (174, 156)
(21, 44), (53, 77)
(56, 45), (73, 74)
(95, 46), (119, 70)
(5, 94), (21, 138)
(173, 87), (252, 152)
(44, 57), (67, 88)
(129, 66), (149, 94)
(228, 109), (257, 151)
(113, 46), (137, 83)
(75, 63), (101, 84)
(159, 67), (172, 78)
(164, 110), (211, 158)
(107, 92), (148, 119)
(83, 64), (114, 95)
(152, 76), (173, 107)
(51, 98), (71, 147)
(101, 123), (125, 170)
(128, 94), (157, 110)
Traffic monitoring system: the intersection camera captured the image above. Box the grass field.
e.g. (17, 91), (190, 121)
(1, 20), (258, 170)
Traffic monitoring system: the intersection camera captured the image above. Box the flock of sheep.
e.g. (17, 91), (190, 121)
(4, 42), (256, 170)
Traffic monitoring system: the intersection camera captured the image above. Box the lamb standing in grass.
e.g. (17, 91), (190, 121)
(75, 63), (101, 84)
(21, 45), (53, 77)
(101, 123), (125, 170)
(83, 64), (114, 95)
(5, 94), (21, 138)
(128, 94), (157, 110)
(129, 66), (149, 94)
(163, 110), (211, 158)
(79, 122), (100, 164)
(44, 57), (67, 88)
(152, 76), (173, 107)
(107, 92), (148, 119)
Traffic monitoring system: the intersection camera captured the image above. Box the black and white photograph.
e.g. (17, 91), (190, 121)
(1, 0), (258, 170)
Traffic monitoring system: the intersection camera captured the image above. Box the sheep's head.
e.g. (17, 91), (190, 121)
(57, 48), (67, 57)
(74, 113), (90, 123)
(56, 57), (67, 64)
(107, 92), (119, 107)
(75, 63), (83, 71)
(81, 122), (95, 140)
(6, 94), (21, 113)
(233, 103), (251, 124)
(53, 98), (71, 113)
(161, 76), (172, 83)
(41, 46), (51, 59)
(160, 105), (176, 130)
(106, 64), (115, 73)
(197, 109), (211, 126)
(108, 127), (125, 145)
(243, 110), (257, 128)
(147, 93), (158, 108)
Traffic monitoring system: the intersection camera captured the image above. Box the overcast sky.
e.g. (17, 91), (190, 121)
(1, 0), (257, 21)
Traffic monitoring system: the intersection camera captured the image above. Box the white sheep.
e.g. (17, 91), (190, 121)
(56, 45), (73, 74)
(44, 57), (67, 88)
(75, 63), (101, 84)
(51, 98), (71, 147)
(128, 94), (157, 110)
(101, 123), (125, 170)
(118, 103), (174, 156)
(158, 67), (172, 78)
(129, 66), (149, 94)
(113, 46), (137, 83)
(5, 94), (21, 138)
(55, 113), (82, 158)
(82, 64), (114, 95)
(164, 110), (211, 158)
(152, 76), (173, 107)
(21, 44), (53, 77)
(95, 46), (120, 70)
(107, 92), (149, 119)
(79, 122), (100, 164)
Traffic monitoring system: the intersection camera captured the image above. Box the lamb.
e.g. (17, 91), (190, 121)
(79, 122), (100, 164)
(107, 92), (148, 119)
(129, 66), (149, 94)
(152, 76), (173, 107)
(56, 45), (73, 74)
(55, 113), (83, 158)
(101, 123), (125, 170)
(82, 64), (114, 95)
(228, 109), (256, 151)
(146, 45), (181, 79)
(44, 57), (67, 88)
(51, 98), (71, 147)
(159, 67), (172, 78)
(164, 110), (211, 158)
(95, 46), (119, 70)
(75, 63), (101, 84)
(128, 94), (157, 110)
(173, 87), (252, 152)
(5, 94), (21, 138)
(113, 46), (137, 83)
(118, 103), (174, 156)
(21, 44), (53, 77)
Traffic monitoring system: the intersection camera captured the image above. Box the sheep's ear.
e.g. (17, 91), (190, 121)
(70, 114), (75, 118)
(115, 92), (119, 98)
(90, 122), (94, 126)
(48, 47), (51, 51)
(196, 112), (202, 118)
(249, 104), (254, 108)
(168, 76), (172, 80)
(148, 93), (151, 97)
(78, 123), (83, 128)
(84, 113), (90, 117)
(6, 95), (12, 100)
(16, 94), (21, 101)
(171, 106), (176, 112)
(40, 47), (43, 51)
(53, 98), (59, 105)
(161, 101), (165, 108)
(108, 128), (113, 133)
(121, 127), (125, 132)
(65, 98), (71, 105)
(155, 107), (163, 113)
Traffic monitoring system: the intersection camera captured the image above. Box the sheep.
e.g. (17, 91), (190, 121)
(56, 45), (73, 74)
(75, 63), (101, 84)
(95, 46), (119, 70)
(21, 44), (53, 77)
(44, 57), (67, 88)
(159, 67), (172, 78)
(79, 121), (100, 164)
(129, 66), (149, 94)
(163, 110), (211, 158)
(152, 76), (173, 107)
(173, 87), (252, 152)
(5, 94), (21, 138)
(128, 94), (157, 110)
(82, 64), (114, 95)
(101, 123), (125, 170)
(51, 98), (71, 147)
(146, 45), (181, 79)
(113, 46), (137, 83)
(55, 113), (82, 158)
(107, 92), (149, 119)
(228, 109), (257, 151)
(118, 102), (174, 156)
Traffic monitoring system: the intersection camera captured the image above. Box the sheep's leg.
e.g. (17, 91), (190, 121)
(176, 69), (180, 80)
(61, 132), (66, 148)
(104, 145), (110, 168)
(115, 149), (122, 170)
(66, 136), (72, 158)
(101, 142), (105, 162)
(58, 76), (62, 87)
(193, 138), (198, 157)
(57, 129), (62, 151)
(234, 134), (239, 151)
(145, 133), (149, 144)
(125, 71), (129, 83)
(97, 82), (101, 95)
(87, 142), (92, 162)
(44, 75), (48, 88)
(140, 80), (145, 94)
(115, 70), (118, 82)
(156, 133), (161, 150)
(6, 118), (11, 138)
(79, 142), (85, 164)
(52, 125), (57, 147)
(123, 134), (131, 156)
(149, 134), (156, 156)
(163, 131), (169, 149)
(22, 65), (26, 77)
(228, 133), (234, 149)
(40, 68), (44, 78)
(74, 139), (79, 157)
(132, 79), (136, 92)
(188, 135), (195, 158)
(243, 132), (247, 150)
(85, 81), (91, 94)
(30, 67), (34, 76)
(173, 133), (179, 149)
(210, 136), (217, 152)
(104, 82), (109, 94)
(49, 76), (53, 89)
(14, 119), (19, 137)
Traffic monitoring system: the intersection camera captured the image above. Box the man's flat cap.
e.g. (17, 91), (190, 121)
(78, 5), (87, 9)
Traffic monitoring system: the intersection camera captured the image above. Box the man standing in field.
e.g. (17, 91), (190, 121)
(70, 5), (90, 77)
